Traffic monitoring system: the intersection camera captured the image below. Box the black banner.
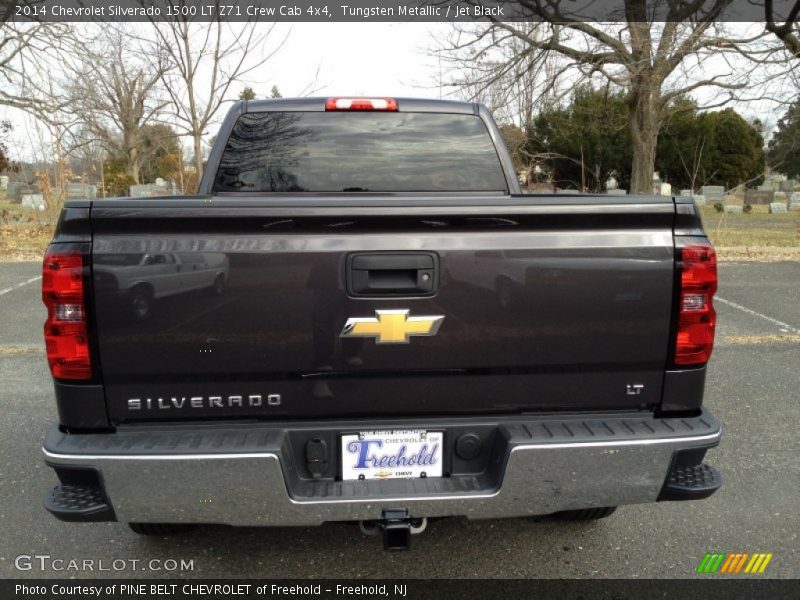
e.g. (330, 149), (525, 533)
(3, 579), (800, 600)
(3, 0), (797, 23)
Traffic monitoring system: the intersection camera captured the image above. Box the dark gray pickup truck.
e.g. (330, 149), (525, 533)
(41, 97), (721, 550)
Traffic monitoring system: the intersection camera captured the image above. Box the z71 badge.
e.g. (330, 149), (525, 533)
(340, 309), (444, 344)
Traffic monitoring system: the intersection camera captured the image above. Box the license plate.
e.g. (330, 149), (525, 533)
(341, 430), (443, 481)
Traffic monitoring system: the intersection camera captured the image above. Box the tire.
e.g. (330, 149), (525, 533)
(129, 287), (153, 321)
(207, 274), (226, 296)
(128, 523), (196, 536)
(547, 506), (617, 521)
(497, 277), (517, 310)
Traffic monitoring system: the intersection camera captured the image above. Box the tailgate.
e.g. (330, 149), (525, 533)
(90, 196), (676, 422)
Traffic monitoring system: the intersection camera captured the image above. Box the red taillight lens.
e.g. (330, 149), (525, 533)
(325, 97), (398, 111)
(42, 249), (92, 379)
(675, 243), (717, 366)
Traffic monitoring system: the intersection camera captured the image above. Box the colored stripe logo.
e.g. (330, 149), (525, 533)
(696, 552), (773, 574)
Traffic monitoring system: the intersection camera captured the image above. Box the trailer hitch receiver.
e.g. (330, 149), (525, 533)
(358, 508), (427, 551)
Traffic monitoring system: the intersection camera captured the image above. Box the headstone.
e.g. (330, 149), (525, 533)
(605, 189), (628, 195)
(680, 189), (693, 197)
(659, 182), (672, 196)
(745, 189), (774, 205)
(0, 176), (8, 191)
(693, 195), (706, 206)
(21, 193), (45, 211)
(789, 192), (800, 207)
(6, 181), (24, 201)
(769, 202), (788, 214)
(701, 186), (725, 203)
(763, 173), (785, 190)
(724, 205), (743, 214)
(651, 171), (662, 195)
(779, 179), (796, 192)
(129, 182), (174, 197)
(66, 183), (97, 199)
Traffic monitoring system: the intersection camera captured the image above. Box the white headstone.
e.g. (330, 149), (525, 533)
(21, 193), (45, 211)
(693, 195), (706, 206)
(724, 205), (743, 214)
(769, 202), (788, 214)
(0, 176), (8, 191)
(702, 186), (725, 202)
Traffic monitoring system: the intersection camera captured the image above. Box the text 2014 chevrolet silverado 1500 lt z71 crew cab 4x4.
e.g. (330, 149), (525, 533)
(41, 97), (721, 550)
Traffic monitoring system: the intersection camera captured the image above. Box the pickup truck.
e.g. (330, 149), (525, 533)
(40, 97), (722, 551)
(93, 251), (229, 321)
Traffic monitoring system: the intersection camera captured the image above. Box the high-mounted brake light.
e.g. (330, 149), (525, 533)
(325, 97), (398, 111)
(42, 248), (92, 380)
(674, 242), (717, 366)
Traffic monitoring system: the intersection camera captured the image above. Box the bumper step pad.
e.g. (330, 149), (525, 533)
(44, 484), (115, 522)
(659, 463), (721, 501)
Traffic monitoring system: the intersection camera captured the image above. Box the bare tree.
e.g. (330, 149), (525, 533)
(446, 24), (562, 128)
(149, 16), (287, 181)
(69, 27), (167, 184)
(441, 3), (783, 193)
(0, 16), (78, 119)
(766, 0), (800, 58)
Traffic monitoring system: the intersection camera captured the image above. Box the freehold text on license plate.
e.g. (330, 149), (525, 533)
(341, 430), (443, 480)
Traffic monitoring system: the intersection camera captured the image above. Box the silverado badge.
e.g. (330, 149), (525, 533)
(340, 309), (444, 344)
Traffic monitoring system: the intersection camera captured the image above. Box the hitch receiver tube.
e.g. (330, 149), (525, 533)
(359, 509), (427, 551)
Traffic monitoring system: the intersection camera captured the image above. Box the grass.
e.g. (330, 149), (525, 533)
(699, 204), (800, 260)
(0, 198), (56, 261)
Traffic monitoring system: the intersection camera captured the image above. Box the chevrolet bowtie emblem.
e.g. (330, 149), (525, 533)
(340, 309), (444, 344)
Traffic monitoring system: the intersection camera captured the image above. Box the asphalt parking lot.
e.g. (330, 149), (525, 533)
(0, 260), (797, 579)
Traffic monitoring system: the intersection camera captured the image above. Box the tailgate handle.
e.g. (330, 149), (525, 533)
(348, 253), (437, 296)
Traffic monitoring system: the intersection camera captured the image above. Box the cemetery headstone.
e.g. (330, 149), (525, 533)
(744, 190), (774, 205)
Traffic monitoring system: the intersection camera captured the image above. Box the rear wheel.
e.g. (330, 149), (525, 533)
(547, 506), (617, 521)
(128, 523), (196, 536)
(129, 287), (153, 321)
(497, 277), (517, 310)
(207, 274), (226, 296)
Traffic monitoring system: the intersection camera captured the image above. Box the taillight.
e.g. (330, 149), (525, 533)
(675, 242), (717, 366)
(325, 97), (398, 111)
(42, 248), (92, 379)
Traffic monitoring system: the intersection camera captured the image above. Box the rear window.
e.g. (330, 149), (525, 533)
(212, 112), (508, 193)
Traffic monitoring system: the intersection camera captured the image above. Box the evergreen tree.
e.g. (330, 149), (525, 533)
(239, 87), (257, 101)
(767, 100), (800, 179)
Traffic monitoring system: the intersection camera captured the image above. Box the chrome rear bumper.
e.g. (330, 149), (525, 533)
(43, 411), (721, 526)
